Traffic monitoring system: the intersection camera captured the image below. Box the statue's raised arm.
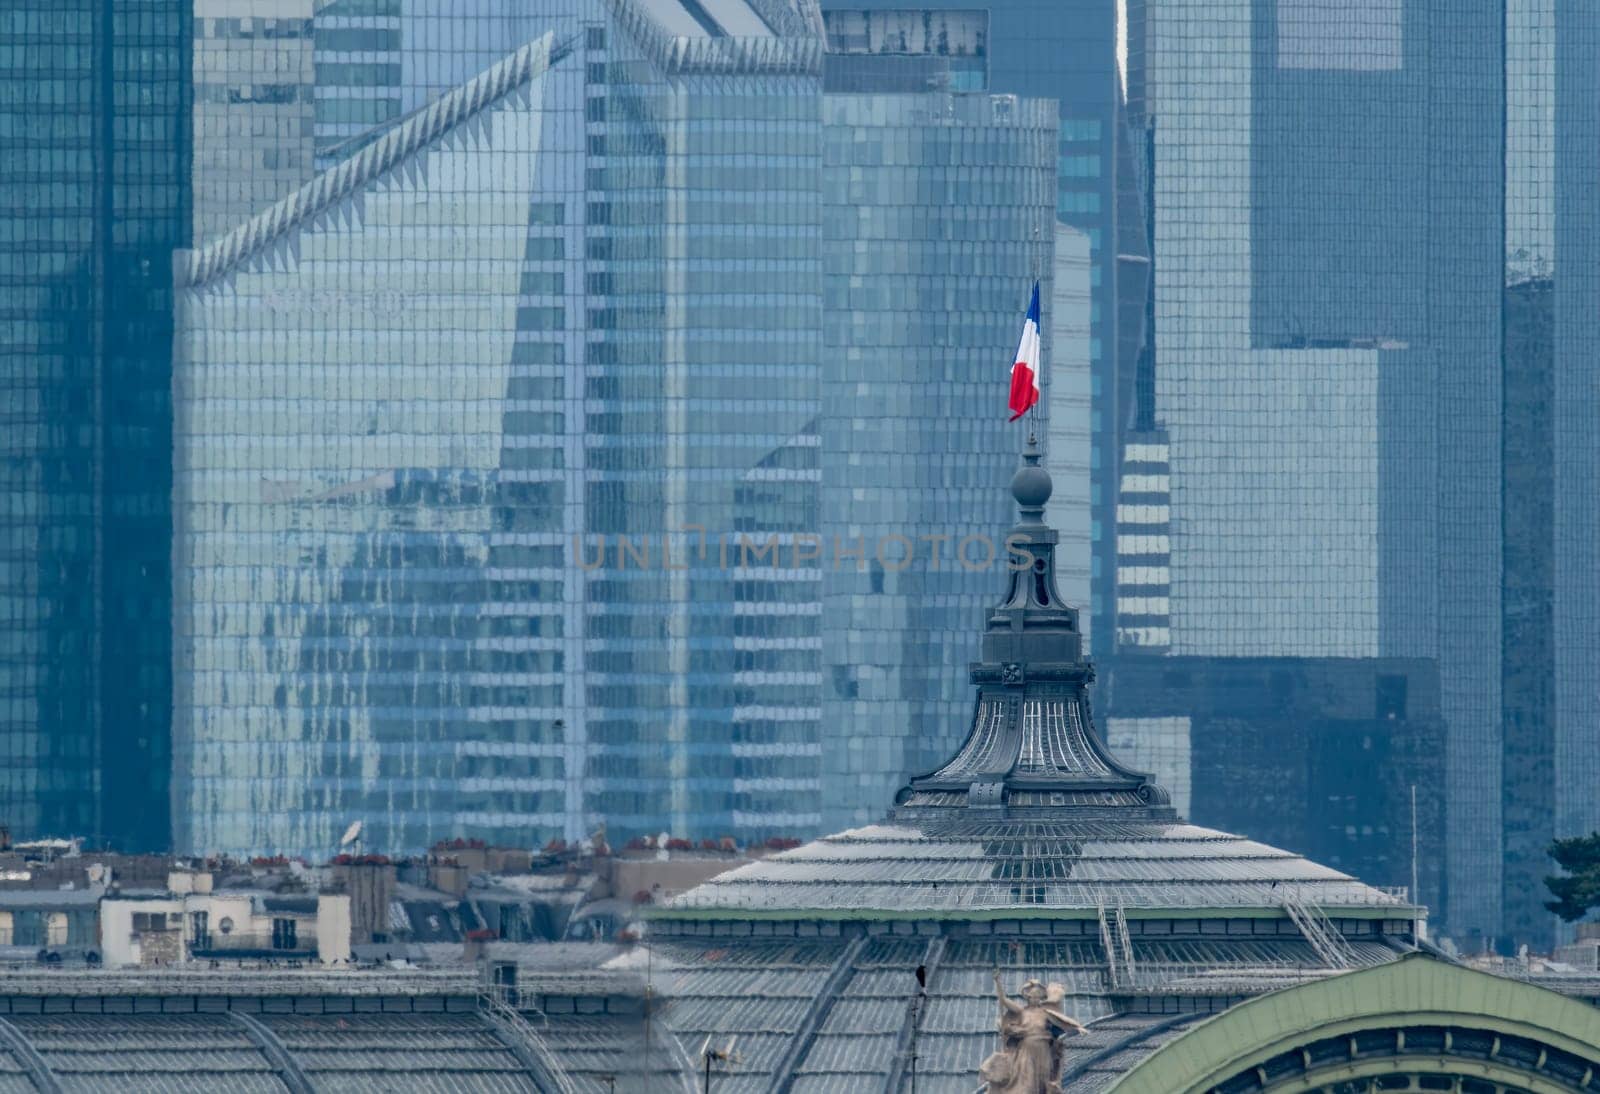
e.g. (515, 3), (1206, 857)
(993, 969), (1024, 1015)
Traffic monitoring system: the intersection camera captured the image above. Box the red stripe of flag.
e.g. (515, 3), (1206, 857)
(1008, 281), (1041, 421)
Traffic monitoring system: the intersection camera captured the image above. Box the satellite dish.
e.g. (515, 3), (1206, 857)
(340, 821), (364, 847)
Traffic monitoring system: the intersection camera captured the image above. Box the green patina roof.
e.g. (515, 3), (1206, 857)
(1107, 952), (1600, 1094)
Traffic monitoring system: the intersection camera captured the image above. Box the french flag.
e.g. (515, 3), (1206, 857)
(1008, 281), (1041, 421)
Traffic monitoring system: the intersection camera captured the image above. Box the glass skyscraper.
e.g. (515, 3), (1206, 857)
(816, 0), (1144, 656)
(583, 0), (826, 839)
(1143, 0), (1600, 947)
(817, 75), (1062, 828)
(0, 0), (190, 849)
(172, 0), (1068, 856)
(175, 34), (572, 856)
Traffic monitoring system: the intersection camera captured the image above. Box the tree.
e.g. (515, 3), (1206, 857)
(1545, 832), (1600, 922)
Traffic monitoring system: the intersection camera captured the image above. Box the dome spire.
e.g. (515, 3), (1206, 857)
(983, 432), (1081, 662)
(894, 438), (1171, 818)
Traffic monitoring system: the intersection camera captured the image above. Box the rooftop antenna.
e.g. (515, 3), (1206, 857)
(1410, 784), (1420, 944)
(339, 820), (364, 858)
(910, 964), (928, 1094)
(644, 942), (654, 1081)
(700, 1034), (739, 1093)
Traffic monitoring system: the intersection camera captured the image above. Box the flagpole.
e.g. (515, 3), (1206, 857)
(1028, 223), (1041, 447)
(1007, 222), (1044, 440)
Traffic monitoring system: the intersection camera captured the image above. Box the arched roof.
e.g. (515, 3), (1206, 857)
(659, 819), (1410, 918)
(1106, 953), (1600, 1094)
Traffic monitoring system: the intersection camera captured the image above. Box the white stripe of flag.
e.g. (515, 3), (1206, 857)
(1008, 281), (1041, 422)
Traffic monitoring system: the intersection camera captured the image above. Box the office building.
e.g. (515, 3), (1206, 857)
(1143, 0), (1600, 945)
(173, 0), (1071, 855)
(816, 0), (1144, 655)
(0, 0), (190, 849)
(310, 0), (405, 163)
(174, 34), (578, 856)
(817, 31), (1063, 825)
(1110, 429), (1169, 652)
(1105, 655), (1446, 908)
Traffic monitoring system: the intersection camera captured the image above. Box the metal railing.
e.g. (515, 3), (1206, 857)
(0, 967), (480, 995)
(1111, 962), (1347, 995)
(1280, 898), (1359, 970)
(659, 879), (1419, 914)
(187, 933), (315, 956)
(477, 986), (580, 1094)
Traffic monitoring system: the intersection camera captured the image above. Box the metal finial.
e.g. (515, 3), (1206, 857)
(1011, 435), (1052, 519)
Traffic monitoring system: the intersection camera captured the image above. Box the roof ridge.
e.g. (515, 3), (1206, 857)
(179, 33), (565, 289)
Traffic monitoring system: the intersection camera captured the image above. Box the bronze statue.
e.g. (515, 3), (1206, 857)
(979, 971), (1087, 1094)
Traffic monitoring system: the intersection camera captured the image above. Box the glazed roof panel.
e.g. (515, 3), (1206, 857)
(665, 816), (1411, 917)
(793, 1032), (898, 1073)
(4, 1013), (283, 1088)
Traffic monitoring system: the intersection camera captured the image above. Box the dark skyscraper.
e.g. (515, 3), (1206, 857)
(0, 0), (189, 848)
(1136, 0), (1600, 947)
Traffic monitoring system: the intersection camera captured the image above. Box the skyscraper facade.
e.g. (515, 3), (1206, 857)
(583, 0), (827, 839)
(310, 0), (404, 165)
(0, 0), (190, 849)
(192, 0), (315, 243)
(174, 35), (573, 856)
(816, 0), (1140, 655)
(816, 46), (1062, 825)
(172, 0), (1068, 856)
(1144, 0), (1600, 945)
(1515, 0), (1600, 950)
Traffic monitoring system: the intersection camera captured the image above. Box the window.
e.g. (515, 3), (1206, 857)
(46, 912), (67, 947)
(314, 98), (400, 125)
(1060, 119), (1101, 142)
(1058, 154), (1101, 179)
(528, 202), (565, 226)
(318, 0), (398, 14)
(227, 84), (300, 104)
(1057, 191), (1101, 215)
(524, 237), (564, 260)
(271, 917), (299, 950)
(515, 307), (565, 331)
(518, 271), (563, 295)
(313, 27), (400, 52)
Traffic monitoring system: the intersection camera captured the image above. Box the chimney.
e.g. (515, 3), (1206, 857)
(331, 860), (397, 944)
